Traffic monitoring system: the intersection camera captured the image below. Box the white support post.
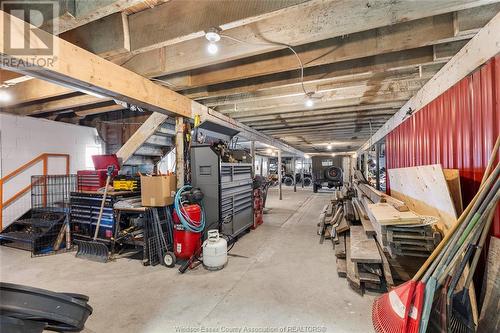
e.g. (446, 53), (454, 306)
(278, 149), (282, 200)
(293, 156), (297, 192)
(175, 116), (184, 188)
(301, 158), (305, 188)
(250, 141), (256, 176)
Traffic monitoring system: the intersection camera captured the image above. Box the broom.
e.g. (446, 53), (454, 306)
(372, 135), (500, 333)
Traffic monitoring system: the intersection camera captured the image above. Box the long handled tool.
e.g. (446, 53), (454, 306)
(76, 165), (114, 263)
(448, 206), (497, 333)
(372, 134), (500, 333)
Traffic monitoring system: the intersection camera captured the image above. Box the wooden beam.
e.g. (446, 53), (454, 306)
(220, 91), (417, 116)
(128, 0), (306, 54)
(60, 12), (130, 58)
(122, 0), (495, 77)
(0, 10), (301, 155)
(7, 94), (112, 115)
(234, 102), (403, 122)
(204, 75), (430, 109)
(74, 104), (124, 117)
(359, 11), (500, 151)
(160, 13), (472, 90)
(182, 47), (448, 101)
(0, 10), (192, 117)
(45, 0), (143, 34)
(116, 112), (168, 163)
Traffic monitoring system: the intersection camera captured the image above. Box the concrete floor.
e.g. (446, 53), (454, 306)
(0, 187), (375, 333)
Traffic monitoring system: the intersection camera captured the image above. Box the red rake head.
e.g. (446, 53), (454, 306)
(406, 281), (425, 333)
(372, 280), (416, 333)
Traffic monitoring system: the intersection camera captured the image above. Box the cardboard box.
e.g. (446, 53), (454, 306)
(140, 175), (177, 207)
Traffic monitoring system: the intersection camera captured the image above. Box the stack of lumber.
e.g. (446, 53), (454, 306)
(319, 186), (394, 295)
(320, 165), (460, 295)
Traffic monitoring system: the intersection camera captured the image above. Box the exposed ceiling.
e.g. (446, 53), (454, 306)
(1, 0), (499, 154)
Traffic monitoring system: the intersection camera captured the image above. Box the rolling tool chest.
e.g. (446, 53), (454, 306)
(191, 145), (254, 238)
(70, 191), (135, 243)
(77, 155), (120, 191)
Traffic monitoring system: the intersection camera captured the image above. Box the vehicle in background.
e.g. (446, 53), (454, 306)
(311, 156), (343, 193)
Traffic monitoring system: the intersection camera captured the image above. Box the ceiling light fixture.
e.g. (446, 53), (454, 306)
(305, 92), (314, 108)
(326, 144), (332, 150)
(266, 148), (273, 154)
(304, 154), (310, 159)
(0, 89), (11, 103)
(205, 27), (221, 55)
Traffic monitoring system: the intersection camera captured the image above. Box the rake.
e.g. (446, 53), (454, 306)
(76, 165), (114, 263)
(372, 135), (500, 333)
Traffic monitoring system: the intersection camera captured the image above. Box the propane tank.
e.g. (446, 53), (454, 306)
(202, 230), (227, 270)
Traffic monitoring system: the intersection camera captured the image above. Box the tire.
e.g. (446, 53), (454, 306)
(284, 176), (293, 186)
(324, 166), (342, 182)
(313, 183), (318, 193)
(303, 177), (312, 187)
(163, 252), (176, 268)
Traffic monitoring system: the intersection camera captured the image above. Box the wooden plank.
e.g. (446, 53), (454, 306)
(335, 234), (346, 259)
(336, 216), (350, 234)
(478, 237), (500, 331)
(443, 168), (464, 215)
(349, 226), (382, 264)
(357, 183), (409, 211)
(358, 270), (381, 283)
(359, 10), (500, 151)
(345, 233), (361, 289)
(336, 258), (347, 278)
(367, 203), (421, 226)
(375, 241), (394, 288)
(353, 198), (376, 236)
(116, 112), (168, 163)
(387, 164), (458, 232)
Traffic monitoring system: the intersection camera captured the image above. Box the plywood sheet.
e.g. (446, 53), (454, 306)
(388, 164), (458, 232)
(443, 169), (463, 215)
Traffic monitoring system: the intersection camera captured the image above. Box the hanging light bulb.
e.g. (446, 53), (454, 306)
(304, 154), (310, 159)
(305, 96), (314, 108)
(326, 144), (332, 150)
(207, 42), (218, 55)
(266, 148), (273, 154)
(0, 89), (11, 103)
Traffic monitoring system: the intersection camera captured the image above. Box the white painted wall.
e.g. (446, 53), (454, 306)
(254, 155), (269, 176)
(0, 113), (102, 227)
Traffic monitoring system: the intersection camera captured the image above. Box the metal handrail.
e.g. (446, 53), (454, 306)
(0, 153), (70, 229)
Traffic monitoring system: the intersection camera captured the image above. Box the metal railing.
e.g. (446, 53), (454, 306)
(0, 153), (70, 229)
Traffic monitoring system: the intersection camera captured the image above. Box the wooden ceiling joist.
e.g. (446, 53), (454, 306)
(0, 10), (302, 155)
(122, 0), (495, 77)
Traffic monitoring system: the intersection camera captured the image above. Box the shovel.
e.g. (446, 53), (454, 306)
(76, 165), (114, 263)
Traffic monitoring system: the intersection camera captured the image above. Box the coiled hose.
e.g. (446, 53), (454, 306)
(174, 185), (205, 233)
